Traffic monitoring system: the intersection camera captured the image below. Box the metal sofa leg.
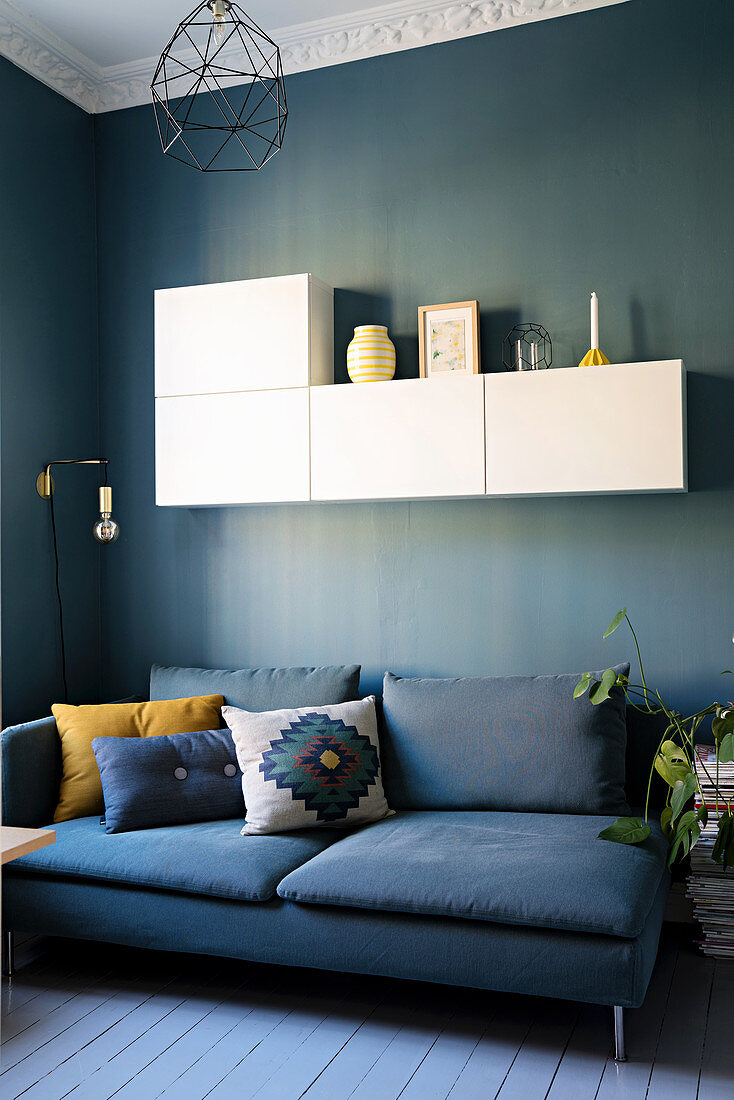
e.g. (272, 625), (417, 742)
(2, 930), (16, 977)
(614, 1005), (627, 1062)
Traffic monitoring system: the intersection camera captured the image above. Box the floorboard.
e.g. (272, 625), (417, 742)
(397, 1001), (490, 1100)
(1, 965), (113, 1044)
(1, 927), (732, 1100)
(301, 994), (422, 1100)
(493, 1000), (578, 1100)
(594, 930), (679, 1100)
(446, 991), (537, 1100)
(697, 960), (734, 1100)
(251, 993), (381, 1100)
(156, 974), (330, 1100)
(18, 970), (183, 1100)
(543, 1004), (610, 1100)
(646, 947), (714, 1100)
(347, 1000), (455, 1100)
(65, 967), (235, 1100)
(205, 980), (358, 1100)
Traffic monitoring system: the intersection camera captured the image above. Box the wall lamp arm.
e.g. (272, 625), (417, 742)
(36, 458), (110, 499)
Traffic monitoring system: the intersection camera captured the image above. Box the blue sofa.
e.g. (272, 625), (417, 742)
(1, 663), (670, 1061)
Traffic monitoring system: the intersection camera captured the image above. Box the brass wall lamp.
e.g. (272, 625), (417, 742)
(36, 458), (120, 543)
(37, 458), (120, 702)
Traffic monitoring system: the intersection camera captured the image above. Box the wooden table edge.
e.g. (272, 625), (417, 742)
(1, 826), (56, 865)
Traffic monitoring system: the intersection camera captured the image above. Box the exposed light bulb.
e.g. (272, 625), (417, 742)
(210, 0), (229, 47)
(93, 486), (120, 544)
(94, 516), (120, 543)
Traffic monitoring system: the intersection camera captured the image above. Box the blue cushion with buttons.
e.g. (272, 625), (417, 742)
(92, 729), (244, 833)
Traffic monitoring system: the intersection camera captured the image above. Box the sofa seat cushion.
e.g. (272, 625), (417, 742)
(277, 810), (669, 938)
(11, 816), (339, 903)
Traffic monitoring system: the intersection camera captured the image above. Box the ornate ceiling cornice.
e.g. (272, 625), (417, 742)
(0, 0), (100, 112)
(0, 0), (629, 115)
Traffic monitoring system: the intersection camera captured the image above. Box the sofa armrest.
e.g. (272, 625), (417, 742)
(1, 717), (61, 827)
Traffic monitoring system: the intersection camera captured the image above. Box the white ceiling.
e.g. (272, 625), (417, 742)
(13, 0), (384, 69)
(0, 0), (629, 113)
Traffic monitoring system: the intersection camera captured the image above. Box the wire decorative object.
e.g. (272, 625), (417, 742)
(151, 1), (287, 172)
(502, 323), (553, 372)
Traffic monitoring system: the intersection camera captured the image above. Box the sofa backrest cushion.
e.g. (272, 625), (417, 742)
(380, 667), (630, 815)
(150, 664), (361, 711)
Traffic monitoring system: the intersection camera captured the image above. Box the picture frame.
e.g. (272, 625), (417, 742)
(418, 300), (480, 379)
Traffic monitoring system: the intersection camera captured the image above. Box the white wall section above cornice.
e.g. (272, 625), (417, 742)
(0, 0), (630, 115)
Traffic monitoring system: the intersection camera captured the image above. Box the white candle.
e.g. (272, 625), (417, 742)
(590, 291), (599, 349)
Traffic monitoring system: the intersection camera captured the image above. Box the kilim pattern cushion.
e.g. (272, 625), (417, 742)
(223, 697), (393, 835)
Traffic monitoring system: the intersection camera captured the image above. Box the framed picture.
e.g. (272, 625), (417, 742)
(418, 300), (480, 378)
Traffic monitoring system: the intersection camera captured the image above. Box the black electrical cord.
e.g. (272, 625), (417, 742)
(48, 486), (69, 705)
(43, 458), (110, 703)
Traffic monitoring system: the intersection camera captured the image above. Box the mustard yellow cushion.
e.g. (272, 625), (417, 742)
(52, 695), (224, 823)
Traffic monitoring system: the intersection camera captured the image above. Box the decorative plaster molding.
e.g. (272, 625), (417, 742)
(0, 0), (629, 114)
(0, 0), (100, 112)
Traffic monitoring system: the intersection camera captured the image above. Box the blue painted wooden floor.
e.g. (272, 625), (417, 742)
(1, 926), (731, 1099)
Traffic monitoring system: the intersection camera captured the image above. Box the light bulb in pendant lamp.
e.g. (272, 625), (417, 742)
(211, 0), (229, 46)
(93, 485), (120, 544)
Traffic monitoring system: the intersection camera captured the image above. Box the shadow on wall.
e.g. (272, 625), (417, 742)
(333, 289), (393, 383)
(334, 291), (523, 381)
(480, 308), (522, 373)
(687, 372), (734, 492)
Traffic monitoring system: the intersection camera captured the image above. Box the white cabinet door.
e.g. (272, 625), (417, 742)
(156, 389), (310, 506)
(155, 273), (333, 397)
(310, 375), (486, 501)
(485, 360), (687, 496)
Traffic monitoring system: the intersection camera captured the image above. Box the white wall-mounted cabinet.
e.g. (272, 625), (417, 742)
(155, 390), (310, 506)
(154, 275), (687, 507)
(310, 375), (486, 501)
(484, 360), (687, 496)
(155, 274), (333, 397)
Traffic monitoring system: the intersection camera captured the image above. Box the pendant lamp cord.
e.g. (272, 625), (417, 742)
(48, 488), (69, 704)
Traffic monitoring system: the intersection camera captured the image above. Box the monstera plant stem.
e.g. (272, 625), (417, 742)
(576, 610), (734, 870)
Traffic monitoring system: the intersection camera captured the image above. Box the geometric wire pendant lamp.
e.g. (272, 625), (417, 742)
(151, 1), (287, 172)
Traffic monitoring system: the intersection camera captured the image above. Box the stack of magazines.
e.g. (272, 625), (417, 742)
(688, 744), (734, 957)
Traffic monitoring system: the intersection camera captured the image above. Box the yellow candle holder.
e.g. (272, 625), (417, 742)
(578, 348), (611, 367)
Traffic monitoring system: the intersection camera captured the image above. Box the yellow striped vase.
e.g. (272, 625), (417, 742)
(347, 325), (396, 383)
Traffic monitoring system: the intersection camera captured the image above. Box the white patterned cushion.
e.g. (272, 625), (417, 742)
(223, 697), (393, 836)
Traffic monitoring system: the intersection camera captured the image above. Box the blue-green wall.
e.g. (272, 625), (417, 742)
(0, 58), (100, 725)
(88, 0), (733, 713)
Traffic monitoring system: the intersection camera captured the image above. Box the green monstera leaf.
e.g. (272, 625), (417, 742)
(719, 731), (734, 764)
(671, 773), (697, 824)
(573, 671), (595, 700)
(660, 806), (673, 836)
(712, 812), (734, 870)
(654, 741), (692, 788)
(589, 668), (619, 705)
(668, 810), (701, 868)
(598, 817), (651, 845)
(603, 608), (627, 641)
(712, 707), (734, 743)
